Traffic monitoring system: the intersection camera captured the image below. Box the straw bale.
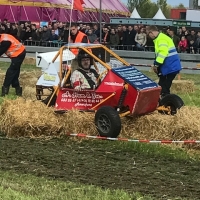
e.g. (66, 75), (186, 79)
(62, 110), (97, 135)
(1, 97), (200, 150)
(0, 98), (97, 138)
(23, 86), (37, 100)
(19, 71), (41, 87)
(120, 106), (200, 141)
(0, 98), (63, 138)
(23, 57), (36, 65)
(171, 80), (195, 93)
(155, 79), (195, 93)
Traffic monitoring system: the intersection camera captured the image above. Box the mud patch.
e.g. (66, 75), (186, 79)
(0, 135), (199, 199)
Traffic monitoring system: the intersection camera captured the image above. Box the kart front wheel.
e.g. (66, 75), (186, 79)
(158, 94), (184, 115)
(95, 106), (121, 138)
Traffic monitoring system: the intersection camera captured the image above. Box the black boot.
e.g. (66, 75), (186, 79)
(15, 87), (22, 96)
(1, 86), (9, 97)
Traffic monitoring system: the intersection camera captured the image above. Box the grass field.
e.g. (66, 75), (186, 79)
(0, 61), (200, 200)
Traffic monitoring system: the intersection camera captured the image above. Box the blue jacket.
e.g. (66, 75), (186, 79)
(154, 33), (182, 76)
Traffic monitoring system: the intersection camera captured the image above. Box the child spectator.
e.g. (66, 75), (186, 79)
(178, 36), (188, 53)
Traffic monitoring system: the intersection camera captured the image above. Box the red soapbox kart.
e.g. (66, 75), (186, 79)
(36, 43), (184, 138)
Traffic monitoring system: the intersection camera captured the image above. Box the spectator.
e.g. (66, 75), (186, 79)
(62, 25), (69, 43)
(181, 26), (188, 38)
(188, 40), (197, 54)
(125, 25), (136, 50)
(36, 27), (43, 44)
(102, 26), (110, 44)
(0, 24), (8, 34)
(41, 26), (51, 46)
(58, 22), (64, 36)
(116, 25), (123, 45)
(135, 27), (147, 51)
(121, 25), (127, 48)
(195, 31), (200, 52)
(187, 30), (197, 43)
(109, 28), (120, 48)
(23, 26), (32, 45)
(93, 24), (100, 39)
(18, 23), (26, 42)
(87, 29), (98, 43)
(53, 23), (62, 37)
(10, 24), (18, 40)
(178, 36), (188, 53)
(31, 24), (38, 42)
(48, 24), (52, 31)
(6, 22), (11, 34)
(169, 30), (180, 48)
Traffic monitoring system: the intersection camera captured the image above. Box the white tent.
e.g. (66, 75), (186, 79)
(153, 8), (166, 19)
(130, 8), (141, 18)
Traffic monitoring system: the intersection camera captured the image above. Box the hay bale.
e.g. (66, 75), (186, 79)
(1, 98), (200, 150)
(155, 79), (195, 93)
(120, 106), (200, 141)
(0, 98), (64, 138)
(23, 86), (37, 100)
(19, 71), (41, 88)
(171, 80), (195, 93)
(23, 57), (36, 65)
(0, 98), (97, 138)
(120, 106), (200, 150)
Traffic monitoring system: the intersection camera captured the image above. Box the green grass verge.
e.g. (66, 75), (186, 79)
(0, 61), (39, 72)
(0, 171), (152, 200)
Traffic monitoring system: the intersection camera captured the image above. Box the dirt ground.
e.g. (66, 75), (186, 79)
(0, 133), (200, 199)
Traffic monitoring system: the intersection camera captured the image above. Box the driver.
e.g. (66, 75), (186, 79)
(70, 51), (100, 90)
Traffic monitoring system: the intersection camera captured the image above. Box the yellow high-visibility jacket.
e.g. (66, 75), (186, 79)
(154, 32), (182, 75)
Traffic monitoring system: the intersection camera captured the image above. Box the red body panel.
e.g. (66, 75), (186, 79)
(132, 87), (161, 116)
(55, 66), (161, 115)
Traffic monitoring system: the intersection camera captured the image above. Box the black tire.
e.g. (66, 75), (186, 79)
(159, 94), (184, 115)
(95, 106), (121, 138)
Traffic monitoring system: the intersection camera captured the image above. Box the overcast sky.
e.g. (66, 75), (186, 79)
(121, 0), (189, 7)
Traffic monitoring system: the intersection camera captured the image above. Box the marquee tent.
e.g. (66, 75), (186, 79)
(0, 0), (130, 23)
(153, 8), (166, 19)
(130, 8), (141, 18)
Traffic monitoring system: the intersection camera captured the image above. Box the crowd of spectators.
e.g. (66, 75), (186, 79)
(1, 18), (200, 53)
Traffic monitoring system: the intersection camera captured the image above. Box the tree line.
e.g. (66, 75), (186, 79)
(127, 0), (186, 18)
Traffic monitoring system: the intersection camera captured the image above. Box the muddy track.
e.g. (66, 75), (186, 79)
(0, 135), (200, 199)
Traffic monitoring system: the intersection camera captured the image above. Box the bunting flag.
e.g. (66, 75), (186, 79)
(73, 0), (85, 12)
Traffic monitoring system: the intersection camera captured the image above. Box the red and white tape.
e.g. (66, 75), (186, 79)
(67, 133), (200, 144)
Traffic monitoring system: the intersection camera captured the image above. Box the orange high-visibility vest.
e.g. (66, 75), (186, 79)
(0, 34), (25, 58)
(69, 31), (89, 55)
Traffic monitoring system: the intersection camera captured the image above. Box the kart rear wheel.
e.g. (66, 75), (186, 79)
(158, 94), (184, 115)
(95, 106), (121, 138)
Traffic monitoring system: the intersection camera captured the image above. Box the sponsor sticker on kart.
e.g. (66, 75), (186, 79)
(112, 66), (159, 90)
(55, 90), (114, 110)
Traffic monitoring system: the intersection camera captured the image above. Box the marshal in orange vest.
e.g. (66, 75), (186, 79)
(0, 34), (25, 58)
(69, 31), (89, 55)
